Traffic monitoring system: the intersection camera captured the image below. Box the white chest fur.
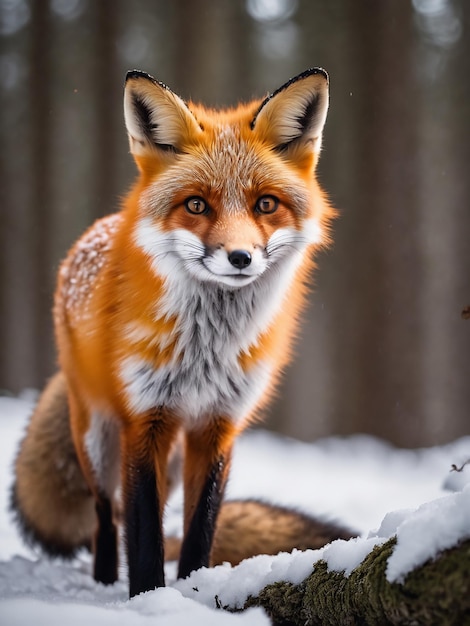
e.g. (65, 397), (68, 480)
(119, 257), (301, 425)
(118, 217), (321, 424)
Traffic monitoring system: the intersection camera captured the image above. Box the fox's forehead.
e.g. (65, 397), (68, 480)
(143, 144), (308, 218)
(139, 113), (310, 217)
(196, 123), (259, 193)
(194, 123), (309, 200)
(213, 124), (245, 157)
(198, 126), (261, 213)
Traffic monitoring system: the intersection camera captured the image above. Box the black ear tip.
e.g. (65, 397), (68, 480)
(303, 67), (329, 84)
(125, 69), (157, 84)
(270, 68), (329, 99)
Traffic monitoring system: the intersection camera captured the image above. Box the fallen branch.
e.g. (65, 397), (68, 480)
(243, 538), (470, 625)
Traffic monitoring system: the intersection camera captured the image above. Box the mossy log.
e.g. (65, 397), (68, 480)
(243, 538), (470, 626)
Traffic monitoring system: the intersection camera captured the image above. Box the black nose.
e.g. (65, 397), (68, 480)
(228, 249), (252, 269)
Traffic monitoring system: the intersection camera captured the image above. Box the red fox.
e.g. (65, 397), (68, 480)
(11, 69), (337, 598)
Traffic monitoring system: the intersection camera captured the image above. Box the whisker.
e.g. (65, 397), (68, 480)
(267, 237), (309, 257)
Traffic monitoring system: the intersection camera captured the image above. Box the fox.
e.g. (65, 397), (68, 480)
(11, 372), (356, 567)
(11, 68), (338, 598)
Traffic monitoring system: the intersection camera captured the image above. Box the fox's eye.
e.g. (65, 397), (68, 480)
(255, 195), (279, 214)
(185, 197), (207, 215)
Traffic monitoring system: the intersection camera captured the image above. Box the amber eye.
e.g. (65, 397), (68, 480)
(185, 196), (208, 215)
(255, 195), (279, 214)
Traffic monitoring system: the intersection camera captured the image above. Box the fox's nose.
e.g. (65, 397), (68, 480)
(228, 249), (252, 269)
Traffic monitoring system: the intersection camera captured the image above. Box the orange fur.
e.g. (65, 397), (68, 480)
(36, 69), (335, 596)
(182, 419), (237, 534)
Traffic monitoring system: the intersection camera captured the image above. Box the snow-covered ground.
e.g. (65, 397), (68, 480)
(0, 394), (469, 625)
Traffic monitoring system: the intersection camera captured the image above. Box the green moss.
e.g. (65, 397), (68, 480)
(243, 538), (470, 625)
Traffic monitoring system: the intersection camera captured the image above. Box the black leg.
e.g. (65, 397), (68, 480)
(178, 455), (228, 580)
(94, 495), (118, 585)
(124, 460), (165, 598)
(121, 416), (179, 598)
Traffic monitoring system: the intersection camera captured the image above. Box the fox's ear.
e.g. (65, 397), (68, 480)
(251, 68), (329, 154)
(124, 70), (202, 157)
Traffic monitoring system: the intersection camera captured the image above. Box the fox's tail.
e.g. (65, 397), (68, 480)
(10, 372), (94, 557)
(11, 372), (356, 565)
(165, 499), (355, 567)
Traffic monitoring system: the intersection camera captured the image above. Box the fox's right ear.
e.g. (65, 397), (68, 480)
(124, 71), (202, 158)
(251, 68), (329, 157)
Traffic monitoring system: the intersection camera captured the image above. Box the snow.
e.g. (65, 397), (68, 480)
(383, 485), (470, 583)
(57, 213), (123, 325)
(1, 394), (469, 623)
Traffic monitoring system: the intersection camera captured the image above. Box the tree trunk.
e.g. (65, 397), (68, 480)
(242, 538), (470, 625)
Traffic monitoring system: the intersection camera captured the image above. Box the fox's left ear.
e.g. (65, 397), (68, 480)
(251, 68), (329, 155)
(124, 70), (202, 159)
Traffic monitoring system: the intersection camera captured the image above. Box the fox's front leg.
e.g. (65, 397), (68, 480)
(121, 414), (179, 598)
(178, 418), (237, 579)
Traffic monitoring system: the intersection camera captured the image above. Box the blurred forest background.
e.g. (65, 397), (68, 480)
(1, 0), (469, 447)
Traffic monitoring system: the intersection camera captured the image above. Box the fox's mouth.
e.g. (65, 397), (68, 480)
(200, 264), (261, 288)
(227, 273), (253, 279)
(223, 273), (259, 286)
(205, 267), (259, 287)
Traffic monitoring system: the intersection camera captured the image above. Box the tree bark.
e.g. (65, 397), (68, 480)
(242, 538), (470, 625)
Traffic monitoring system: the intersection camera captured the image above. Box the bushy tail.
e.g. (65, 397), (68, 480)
(10, 372), (95, 558)
(166, 499), (356, 567)
(11, 372), (356, 564)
